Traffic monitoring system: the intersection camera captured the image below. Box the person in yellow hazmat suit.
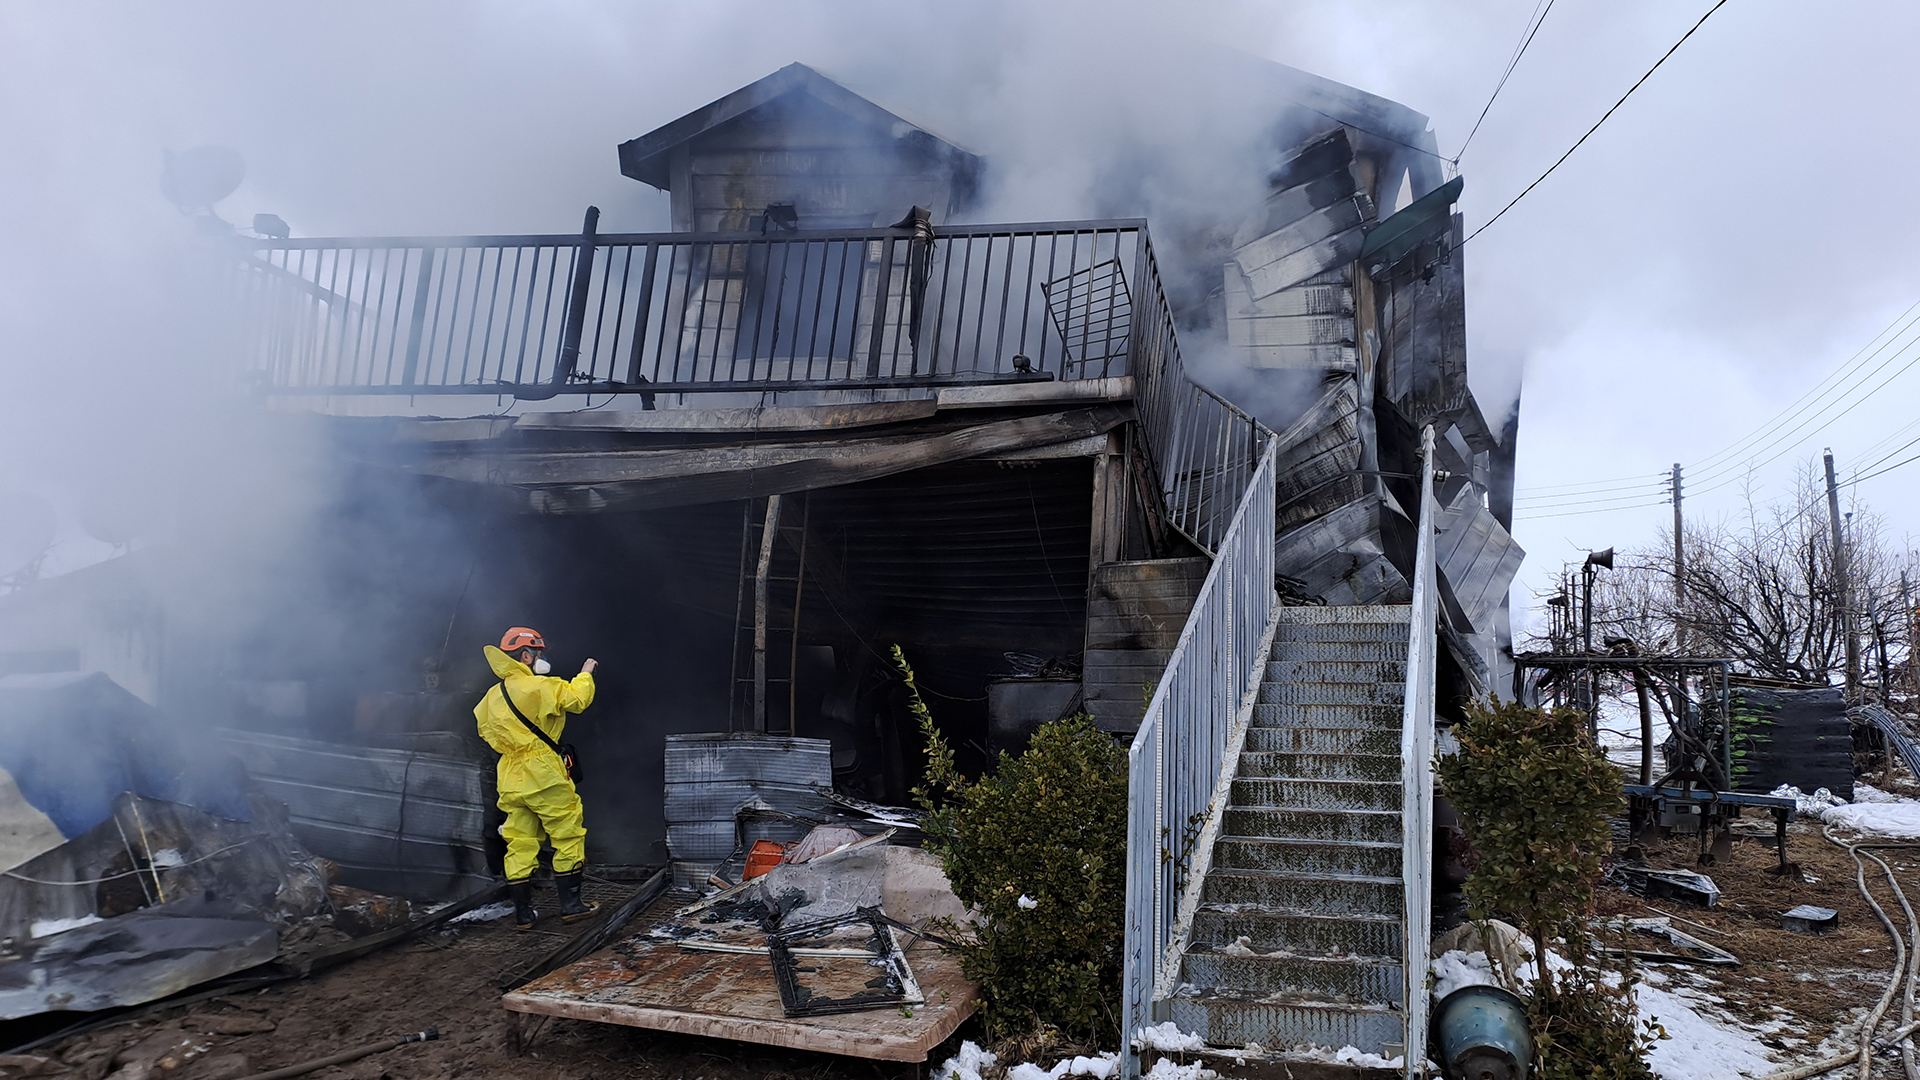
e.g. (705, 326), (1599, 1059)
(475, 626), (600, 930)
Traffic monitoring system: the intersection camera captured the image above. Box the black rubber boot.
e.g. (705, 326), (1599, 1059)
(507, 878), (537, 931)
(555, 868), (599, 923)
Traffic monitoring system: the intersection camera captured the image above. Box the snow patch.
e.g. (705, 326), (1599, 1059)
(1220, 935), (1256, 957)
(1430, 948), (1503, 1000)
(1768, 785), (1848, 814)
(1823, 794), (1920, 839)
(1017, 895), (1039, 910)
(1134, 1022), (1207, 1053)
(30, 915), (103, 938)
(938, 1041), (999, 1080)
(1638, 981), (1776, 1080)
(1292, 1045), (1404, 1069)
(1143, 1060), (1215, 1080)
(1432, 950), (1779, 1080)
(449, 901), (517, 924)
(1007, 1054), (1121, 1080)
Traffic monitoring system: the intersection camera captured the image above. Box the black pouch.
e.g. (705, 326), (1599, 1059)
(497, 683), (583, 785)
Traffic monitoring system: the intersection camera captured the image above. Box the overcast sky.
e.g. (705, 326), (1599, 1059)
(3, 0), (1917, 631)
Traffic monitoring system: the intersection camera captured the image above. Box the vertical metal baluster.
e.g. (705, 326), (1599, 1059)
(626, 243), (660, 385)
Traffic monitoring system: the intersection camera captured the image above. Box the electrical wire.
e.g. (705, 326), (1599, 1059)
(1686, 328), (1920, 492)
(1852, 430), (1920, 482)
(1513, 473), (1666, 495)
(1454, 0), (1557, 163)
(1848, 446), (1920, 489)
(1683, 299), (1920, 479)
(1514, 497), (1672, 520)
(1463, 0), (1733, 247)
(1689, 334), (1920, 497)
(4, 839), (259, 886)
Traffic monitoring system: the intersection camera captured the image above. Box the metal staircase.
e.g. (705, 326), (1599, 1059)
(1123, 429), (1438, 1079)
(1169, 605), (1413, 1054)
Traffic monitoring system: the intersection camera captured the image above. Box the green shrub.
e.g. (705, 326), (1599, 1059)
(896, 647), (1128, 1040)
(1437, 699), (1659, 1079)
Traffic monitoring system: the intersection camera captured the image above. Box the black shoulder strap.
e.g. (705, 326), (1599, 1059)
(497, 682), (564, 757)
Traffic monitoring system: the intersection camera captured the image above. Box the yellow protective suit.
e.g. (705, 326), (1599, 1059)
(475, 645), (596, 881)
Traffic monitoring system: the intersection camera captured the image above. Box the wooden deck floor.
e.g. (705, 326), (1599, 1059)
(501, 896), (979, 1062)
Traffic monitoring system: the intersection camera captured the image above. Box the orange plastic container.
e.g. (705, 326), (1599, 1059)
(744, 839), (788, 879)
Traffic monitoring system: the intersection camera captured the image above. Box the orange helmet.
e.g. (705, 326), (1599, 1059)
(499, 627), (546, 653)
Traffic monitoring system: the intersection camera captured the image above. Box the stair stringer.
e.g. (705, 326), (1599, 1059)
(1153, 599), (1283, 1000)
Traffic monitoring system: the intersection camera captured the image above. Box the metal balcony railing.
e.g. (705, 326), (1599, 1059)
(234, 212), (1272, 557)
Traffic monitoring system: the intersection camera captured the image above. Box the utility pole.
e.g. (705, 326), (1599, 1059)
(1902, 571), (1918, 703)
(1823, 450), (1860, 700)
(1671, 463), (1685, 601)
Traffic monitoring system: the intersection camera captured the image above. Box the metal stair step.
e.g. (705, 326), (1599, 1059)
(1167, 991), (1404, 1054)
(1252, 703), (1402, 729)
(1191, 906), (1403, 958)
(1243, 727), (1400, 755)
(1231, 777), (1400, 811)
(1180, 951), (1403, 1004)
(1264, 659), (1408, 684)
(1238, 751), (1399, 782)
(1273, 605), (1413, 625)
(1267, 640), (1410, 663)
(1212, 837), (1401, 877)
(1222, 807), (1402, 844)
(1201, 868), (1402, 915)
(1272, 622), (1411, 645)
(1257, 681), (1405, 706)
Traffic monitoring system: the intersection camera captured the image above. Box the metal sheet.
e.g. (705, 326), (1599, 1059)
(217, 729), (488, 893)
(1430, 488), (1525, 634)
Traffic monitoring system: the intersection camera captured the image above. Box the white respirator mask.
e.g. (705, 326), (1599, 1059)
(532, 657), (552, 675)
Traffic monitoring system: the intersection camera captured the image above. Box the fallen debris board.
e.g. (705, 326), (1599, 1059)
(501, 922), (978, 1061)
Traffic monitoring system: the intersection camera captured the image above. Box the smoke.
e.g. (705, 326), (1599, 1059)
(6, 0), (1920, 671)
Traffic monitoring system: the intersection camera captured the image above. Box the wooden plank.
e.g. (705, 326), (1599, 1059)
(410, 406), (1128, 513)
(1253, 170), (1358, 241)
(1236, 343), (1358, 373)
(1227, 314), (1353, 348)
(1231, 199), (1365, 286)
(501, 934), (978, 1063)
(1223, 270), (1352, 318)
(1268, 128), (1354, 193)
(934, 376), (1132, 409)
(514, 400), (937, 434)
(1238, 224), (1368, 301)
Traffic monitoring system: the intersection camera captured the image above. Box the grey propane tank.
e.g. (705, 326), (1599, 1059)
(1434, 984), (1533, 1080)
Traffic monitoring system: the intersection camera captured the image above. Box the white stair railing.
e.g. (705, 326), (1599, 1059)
(1398, 425), (1440, 1077)
(1121, 438), (1277, 1079)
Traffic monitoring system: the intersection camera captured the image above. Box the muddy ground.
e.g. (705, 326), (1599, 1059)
(12, 877), (977, 1080)
(8, 814), (1920, 1079)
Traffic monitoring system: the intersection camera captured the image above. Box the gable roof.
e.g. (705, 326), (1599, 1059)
(617, 62), (981, 190)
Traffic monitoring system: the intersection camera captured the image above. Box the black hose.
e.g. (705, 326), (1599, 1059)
(232, 1028), (439, 1080)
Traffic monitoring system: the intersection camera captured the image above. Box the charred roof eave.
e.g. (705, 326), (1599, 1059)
(617, 62), (983, 192)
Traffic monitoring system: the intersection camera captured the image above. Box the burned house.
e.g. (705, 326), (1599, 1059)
(3, 58), (1520, 1066)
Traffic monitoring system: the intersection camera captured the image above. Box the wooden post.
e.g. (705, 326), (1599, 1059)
(1903, 571), (1918, 702)
(753, 494), (783, 733)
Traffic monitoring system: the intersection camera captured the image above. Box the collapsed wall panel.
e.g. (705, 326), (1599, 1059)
(1082, 558), (1209, 732)
(218, 729), (490, 899)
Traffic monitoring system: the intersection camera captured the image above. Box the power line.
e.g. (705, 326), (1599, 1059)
(1463, 0), (1733, 246)
(1689, 332), (1920, 495)
(1514, 480), (1667, 503)
(1455, 0), (1558, 162)
(1854, 430), (1920, 479)
(1848, 445), (1920, 488)
(1514, 486), (1671, 511)
(1683, 299), (1920, 476)
(1516, 498), (1672, 521)
(1513, 471), (1667, 496)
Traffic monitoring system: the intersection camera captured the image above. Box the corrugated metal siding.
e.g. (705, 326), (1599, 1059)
(664, 733), (832, 886)
(219, 729), (490, 897)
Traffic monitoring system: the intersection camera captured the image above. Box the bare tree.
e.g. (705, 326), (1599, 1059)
(1553, 460), (1915, 698)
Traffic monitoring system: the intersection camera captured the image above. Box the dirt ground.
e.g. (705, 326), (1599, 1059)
(14, 814), (1920, 1079)
(1600, 812), (1920, 1066)
(15, 878), (978, 1080)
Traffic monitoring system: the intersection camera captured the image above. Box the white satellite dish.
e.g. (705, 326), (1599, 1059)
(161, 146), (245, 216)
(0, 491), (56, 578)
